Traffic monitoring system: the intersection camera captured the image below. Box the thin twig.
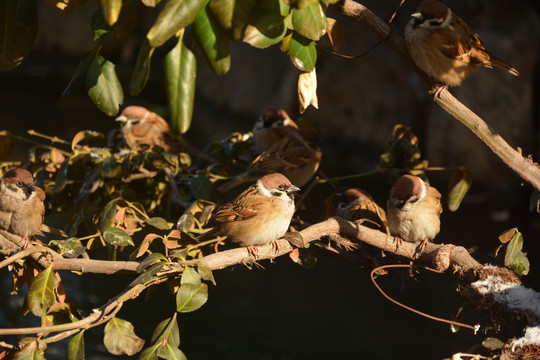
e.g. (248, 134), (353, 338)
(331, 0), (540, 192)
(370, 264), (479, 331)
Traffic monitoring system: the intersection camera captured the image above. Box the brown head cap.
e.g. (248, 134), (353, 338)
(259, 173), (293, 189)
(2, 168), (34, 186)
(391, 175), (424, 200)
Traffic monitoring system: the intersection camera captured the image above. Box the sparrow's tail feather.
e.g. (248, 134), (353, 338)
(490, 57), (520, 76)
(217, 176), (250, 193)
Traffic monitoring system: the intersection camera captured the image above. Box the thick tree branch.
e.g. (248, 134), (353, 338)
(331, 0), (540, 192)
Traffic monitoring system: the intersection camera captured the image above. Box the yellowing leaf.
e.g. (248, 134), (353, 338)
(97, 0), (122, 26)
(103, 318), (145, 356)
(27, 266), (59, 317)
(448, 169), (471, 212)
(298, 68), (318, 113)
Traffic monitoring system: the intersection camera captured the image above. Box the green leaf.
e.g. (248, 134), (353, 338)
(67, 331), (85, 360)
(130, 39), (155, 96)
(181, 266), (201, 285)
(291, 2), (326, 41)
(0, 0), (38, 70)
(103, 227), (134, 246)
(146, 0), (209, 47)
(101, 155), (119, 178)
(97, 0), (122, 26)
(151, 316), (180, 346)
(100, 199), (118, 233)
(208, 0), (255, 41)
(289, 31), (316, 71)
(243, 0), (289, 48)
(176, 213), (194, 232)
(141, 0), (162, 6)
(196, 262), (216, 285)
(482, 337), (504, 350)
(27, 266), (58, 317)
(288, 0), (317, 8)
(13, 338), (47, 360)
(176, 282), (208, 312)
(448, 169), (472, 212)
(193, 5), (231, 75)
(86, 52), (124, 116)
(45, 303), (77, 326)
(165, 32), (197, 135)
(137, 252), (168, 273)
(147, 217), (171, 230)
(62, 51), (96, 97)
(504, 230), (530, 276)
(53, 159), (69, 193)
(189, 175), (212, 200)
(104, 318), (145, 356)
(140, 316), (186, 360)
(49, 238), (85, 258)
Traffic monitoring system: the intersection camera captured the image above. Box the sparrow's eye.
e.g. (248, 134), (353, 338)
(277, 184), (286, 191)
(17, 181), (23, 187)
(427, 19), (443, 27)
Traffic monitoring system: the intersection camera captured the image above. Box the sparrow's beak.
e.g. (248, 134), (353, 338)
(286, 185), (301, 194)
(24, 184), (35, 198)
(115, 115), (127, 123)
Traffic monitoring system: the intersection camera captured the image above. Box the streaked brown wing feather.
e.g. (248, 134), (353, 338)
(214, 186), (262, 222)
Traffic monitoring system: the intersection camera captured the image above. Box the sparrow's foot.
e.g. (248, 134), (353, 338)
(412, 238), (428, 259)
(246, 245), (259, 259)
(430, 84), (448, 99)
(271, 240), (281, 253)
(393, 236), (403, 252)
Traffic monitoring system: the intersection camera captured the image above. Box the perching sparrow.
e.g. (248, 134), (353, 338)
(252, 108), (299, 154)
(0, 169), (45, 239)
(115, 106), (215, 162)
(204, 173), (299, 255)
(387, 174), (442, 256)
(335, 188), (389, 234)
(405, 0), (519, 96)
(218, 129), (321, 192)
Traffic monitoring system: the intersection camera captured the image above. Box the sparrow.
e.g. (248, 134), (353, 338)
(404, 0), (519, 96)
(335, 188), (389, 234)
(218, 129), (321, 192)
(115, 106), (216, 162)
(0, 168), (45, 240)
(252, 108), (299, 154)
(204, 173), (300, 256)
(387, 174), (442, 256)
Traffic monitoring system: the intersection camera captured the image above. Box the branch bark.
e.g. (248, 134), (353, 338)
(331, 0), (540, 192)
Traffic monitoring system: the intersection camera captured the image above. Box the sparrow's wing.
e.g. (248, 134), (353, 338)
(432, 16), (476, 62)
(214, 186), (263, 222)
(427, 186), (443, 216)
(249, 135), (315, 174)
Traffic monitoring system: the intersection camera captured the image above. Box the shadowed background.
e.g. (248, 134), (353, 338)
(1, 0), (539, 359)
